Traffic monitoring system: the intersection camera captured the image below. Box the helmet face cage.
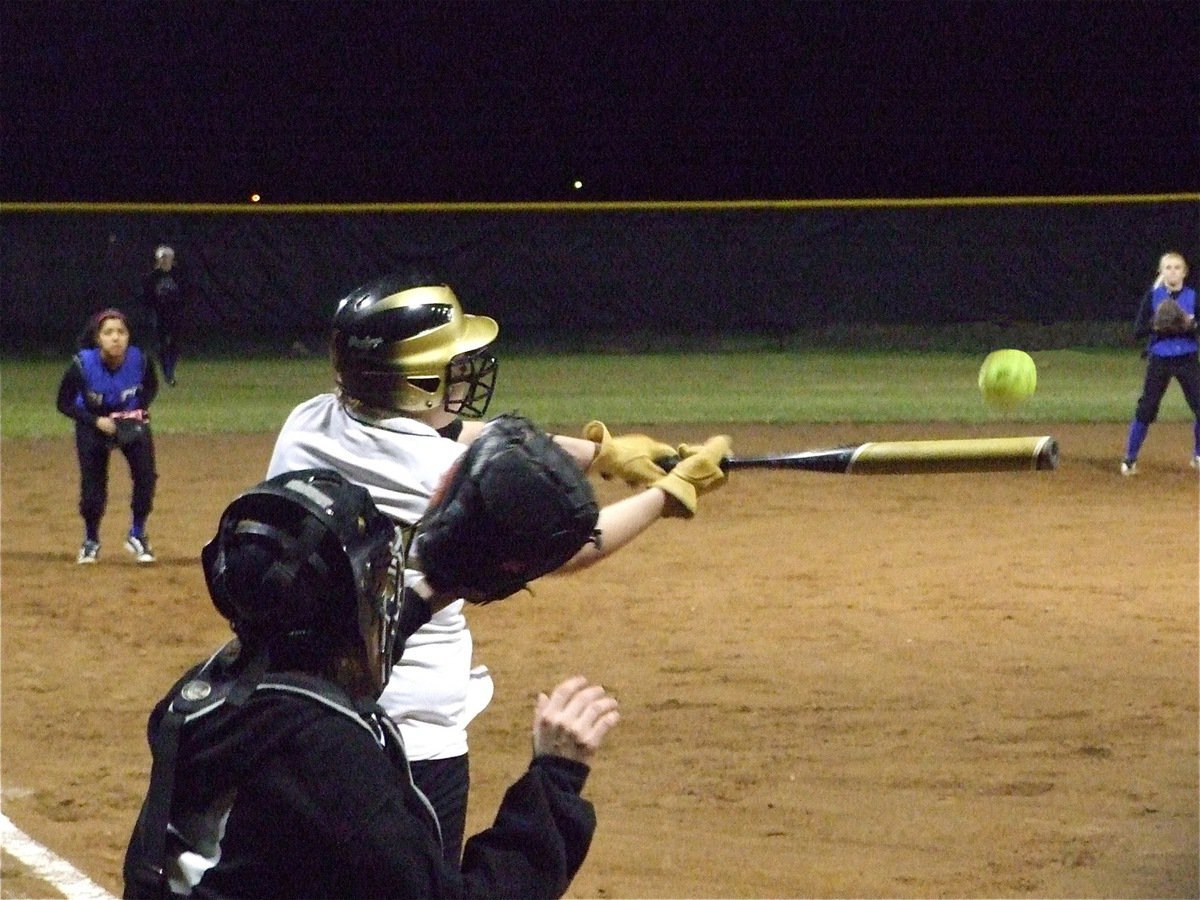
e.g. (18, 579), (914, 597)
(443, 348), (498, 417)
(350, 522), (404, 690)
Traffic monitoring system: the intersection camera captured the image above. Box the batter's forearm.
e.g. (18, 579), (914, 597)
(557, 489), (667, 571)
(552, 434), (602, 470)
(456, 420), (585, 459)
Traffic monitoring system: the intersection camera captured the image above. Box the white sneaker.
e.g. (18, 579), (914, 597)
(124, 533), (156, 564)
(77, 540), (100, 564)
(1191, 456), (1199, 470)
(1120, 459), (1138, 476)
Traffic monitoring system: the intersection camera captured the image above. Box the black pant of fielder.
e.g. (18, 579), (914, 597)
(1134, 353), (1200, 424)
(75, 422), (157, 536)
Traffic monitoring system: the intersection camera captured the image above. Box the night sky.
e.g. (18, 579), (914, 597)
(3, 0), (1198, 203)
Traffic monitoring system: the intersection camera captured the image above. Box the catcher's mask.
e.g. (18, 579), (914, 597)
(330, 273), (499, 417)
(202, 469), (402, 691)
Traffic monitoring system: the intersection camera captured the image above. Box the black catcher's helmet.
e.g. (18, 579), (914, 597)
(202, 469), (402, 690)
(330, 272), (499, 417)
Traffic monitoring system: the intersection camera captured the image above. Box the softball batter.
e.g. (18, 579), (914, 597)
(266, 269), (729, 862)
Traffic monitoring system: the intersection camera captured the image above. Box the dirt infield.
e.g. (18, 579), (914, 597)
(2, 422), (1197, 899)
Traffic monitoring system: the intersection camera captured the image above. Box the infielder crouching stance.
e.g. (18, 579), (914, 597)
(124, 423), (627, 898)
(56, 307), (159, 564)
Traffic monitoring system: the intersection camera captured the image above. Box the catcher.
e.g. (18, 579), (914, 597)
(267, 269), (730, 862)
(1120, 250), (1200, 475)
(55, 307), (160, 564)
(124, 461), (619, 899)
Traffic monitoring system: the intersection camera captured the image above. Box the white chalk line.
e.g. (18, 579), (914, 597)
(0, 812), (116, 900)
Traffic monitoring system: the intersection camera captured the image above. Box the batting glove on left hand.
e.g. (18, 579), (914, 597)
(585, 420), (677, 487)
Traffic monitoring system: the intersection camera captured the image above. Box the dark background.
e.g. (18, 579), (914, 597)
(5, 200), (1196, 353)
(3, 0), (1198, 203)
(2, 1), (1197, 352)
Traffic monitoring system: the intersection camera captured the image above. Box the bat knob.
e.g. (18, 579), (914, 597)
(1035, 437), (1059, 470)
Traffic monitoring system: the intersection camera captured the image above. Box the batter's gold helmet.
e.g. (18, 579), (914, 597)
(330, 273), (498, 416)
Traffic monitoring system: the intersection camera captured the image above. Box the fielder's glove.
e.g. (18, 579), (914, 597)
(1151, 297), (1193, 335)
(585, 420), (677, 487)
(414, 413), (601, 603)
(112, 413), (149, 447)
(653, 434), (732, 518)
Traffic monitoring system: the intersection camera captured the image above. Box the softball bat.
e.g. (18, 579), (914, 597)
(664, 435), (1058, 475)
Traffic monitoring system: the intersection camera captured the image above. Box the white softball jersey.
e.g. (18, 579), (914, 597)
(266, 392), (494, 761)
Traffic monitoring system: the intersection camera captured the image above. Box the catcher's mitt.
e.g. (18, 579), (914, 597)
(1151, 296), (1193, 335)
(415, 413), (600, 603)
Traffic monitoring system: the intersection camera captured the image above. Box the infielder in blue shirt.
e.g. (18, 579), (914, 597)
(1121, 251), (1200, 475)
(56, 308), (160, 563)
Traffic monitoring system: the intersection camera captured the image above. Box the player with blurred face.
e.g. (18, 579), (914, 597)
(96, 315), (131, 362)
(1159, 253), (1187, 291)
(141, 244), (187, 386)
(1121, 250), (1200, 474)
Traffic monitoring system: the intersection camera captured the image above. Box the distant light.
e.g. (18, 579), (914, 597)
(572, 180), (583, 190)
(250, 193), (261, 203)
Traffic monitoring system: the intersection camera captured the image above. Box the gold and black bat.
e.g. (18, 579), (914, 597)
(664, 435), (1058, 475)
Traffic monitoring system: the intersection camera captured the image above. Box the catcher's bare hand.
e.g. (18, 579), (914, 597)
(532, 675), (620, 765)
(585, 420), (677, 487)
(653, 434), (732, 518)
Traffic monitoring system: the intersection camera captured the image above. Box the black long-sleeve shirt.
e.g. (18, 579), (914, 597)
(142, 267), (188, 338)
(124, 650), (596, 899)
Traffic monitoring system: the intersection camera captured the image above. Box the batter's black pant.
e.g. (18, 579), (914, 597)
(411, 754), (469, 866)
(75, 421), (157, 535)
(1134, 352), (1200, 423)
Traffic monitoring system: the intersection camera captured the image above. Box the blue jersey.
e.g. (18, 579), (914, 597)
(72, 347), (150, 415)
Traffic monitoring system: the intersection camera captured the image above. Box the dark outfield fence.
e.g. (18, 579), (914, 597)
(1, 197), (1196, 354)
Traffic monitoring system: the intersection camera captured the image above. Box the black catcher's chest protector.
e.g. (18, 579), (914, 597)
(123, 644), (404, 899)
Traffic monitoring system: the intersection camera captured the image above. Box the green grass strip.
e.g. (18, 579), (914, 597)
(2, 349), (1185, 440)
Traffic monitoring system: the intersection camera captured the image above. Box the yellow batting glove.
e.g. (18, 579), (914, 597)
(584, 420), (677, 487)
(652, 434), (732, 518)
